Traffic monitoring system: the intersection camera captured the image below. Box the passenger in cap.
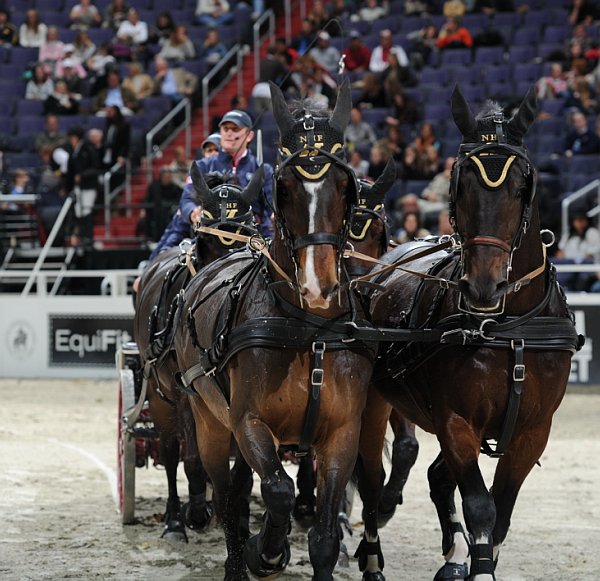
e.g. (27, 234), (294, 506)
(199, 133), (221, 158)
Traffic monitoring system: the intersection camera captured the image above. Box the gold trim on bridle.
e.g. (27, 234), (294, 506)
(471, 154), (516, 188)
(280, 143), (344, 180)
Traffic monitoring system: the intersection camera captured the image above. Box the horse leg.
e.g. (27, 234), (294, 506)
(378, 410), (419, 526)
(234, 417), (294, 579)
(191, 396), (248, 581)
(309, 425), (364, 581)
(179, 400), (213, 532)
(439, 422), (496, 581)
(427, 452), (470, 581)
(293, 454), (317, 527)
(354, 390), (390, 581)
(149, 392), (188, 543)
(489, 423), (553, 572)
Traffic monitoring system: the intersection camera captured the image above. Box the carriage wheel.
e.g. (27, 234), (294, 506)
(117, 368), (136, 524)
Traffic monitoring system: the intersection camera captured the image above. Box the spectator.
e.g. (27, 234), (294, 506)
(87, 127), (104, 158)
(198, 133), (221, 158)
(536, 63), (569, 100)
(54, 44), (87, 78)
(407, 23), (438, 69)
(404, 0), (435, 16)
(103, 0), (129, 30)
(394, 210), (430, 243)
(59, 60), (86, 100)
(562, 77), (598, 116)
(368, 141), (392, 181)
(148, 11), (176, 46)
(399, 144), (430, 180)
(435, 208), (454, 236)
(0, 9), (18, 47)
(115, 8), (149, 60)
(36, 145), (67, 245)
(19, 9), (48, 48)
(291, 19), (316, 56)
(353, 0), (389, 23)
(93, 70), (139, 115)
(199, 27), (227, 64)
(556, 209), (600, 290)
(73, 30), (97, 64)
(418, 155), (454, 223)
(382, 50), (417, 91)
(65, 126), (101, 247)
(311, 67), (337, 106)
(25, 64), (54, 101)
(139, 167), (182, 242)
(309, 31), (341, 73)
(165, 146), (193, 188)
(569, 0), (597, 26)
(101, 105), (130, 170)
(39, 26), (65, 76)
(195, 0), (233, 27)
(307, 0), (331, 34)
(152, 56), (199, 105)
(6, 169), (31, 209)
(350, 150), (370, 178)
(86, 43), (116, 95)
(44, 80), (80, 115)
(342, 31), (371, 73)
(385, 88), (420, 126)
(443, 0), (466, 17)
(369, 29), (410, 73)
(121, 61), (154, 100)
(345, 107), (378, 151)
(413, 122), (441, 155)
(35, 114), (68, 152)
(435, 16), (473, 50)
(159, 25), (196, 64)
(274, 36), (299, 67)
(69, 0), (102, 30)
(355, 72), (387, 109)
(384, 125), (407, 162)
(564, 110), (600, 155)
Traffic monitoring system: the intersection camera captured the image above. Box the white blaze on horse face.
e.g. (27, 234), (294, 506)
(302, 180), (329, 306)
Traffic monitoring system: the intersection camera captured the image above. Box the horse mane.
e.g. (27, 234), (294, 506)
(475, 100), (503, 121)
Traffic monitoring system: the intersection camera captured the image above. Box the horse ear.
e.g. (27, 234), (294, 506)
(369, 159), (396, 205)
(269, 81), (295, 137)
(508, 85), (538, 140)
(190, 161), (210, 203)
(329, 79), (352, 135)
(451, 84), (477, 137)
(241, 165), (264, 205)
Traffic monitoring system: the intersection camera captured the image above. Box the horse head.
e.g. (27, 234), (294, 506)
(450, 84), (537, 313)
(346, 160), (396, 275)
(189, 163), (263, 261)
(270, 80), (357, 309)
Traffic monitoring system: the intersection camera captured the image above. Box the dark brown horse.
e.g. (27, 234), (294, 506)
(357, 86), (583, 580)
(174, 81), (387, 580)
(133, 167), (263, 542)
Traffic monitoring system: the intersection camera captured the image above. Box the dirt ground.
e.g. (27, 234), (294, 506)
(1, 378), (599, 581)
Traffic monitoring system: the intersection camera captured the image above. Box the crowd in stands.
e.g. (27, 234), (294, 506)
(3, 0), (600, 292)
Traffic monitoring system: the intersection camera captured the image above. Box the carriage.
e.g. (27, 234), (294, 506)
(113, 82), (583, 580)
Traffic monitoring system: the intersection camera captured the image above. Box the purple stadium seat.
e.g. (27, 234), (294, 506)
(440, 49), (472, 67)
(512, 62), (543, 83)
(400, 17), (427, 34)
(567, 155), (600, 175)
(537, 43), (564, 61)
(361, 107), (389, 128)
(543, 26), (570, 44)
(86, 28), (116, 46)
(17, 100), (45, 116)
(523, 10), (553, 26)
(420, 67), (450, 85)
(9, 47), (39, 68)
(36, 0), (66, 9)
(492, 12), (521, 27)
(507, 45), (536, 63)
(371, 17), (400, 37)
(17, 116), (46, 135)
(404, 179), (429, 196)
(540, 99), (566, 117)
(513, 26), (541, 46)
(423, 104), (451, 123)
(461, 85), (485, 105)
(474, 46), (505, 66)
(447, 65), (482, 85)
(486, 81), (516, 99)
(484, 64), (511, 83)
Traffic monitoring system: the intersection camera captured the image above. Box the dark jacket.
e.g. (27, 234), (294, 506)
(66, 139), (101, 192)
(102, 120), (131, 168)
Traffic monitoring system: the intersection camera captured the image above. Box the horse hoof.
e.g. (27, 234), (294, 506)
(363, 572), (385, 581)
(244, 534), (290, 579)
(161, 529), (188, 544)
(182, 500), (214, 532)
(433, 562), (468, 580)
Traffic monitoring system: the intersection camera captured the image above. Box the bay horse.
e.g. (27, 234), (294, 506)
(359, 86), (583, 580)
(133, 167), (263, 541)
(174, 80), (385, 580)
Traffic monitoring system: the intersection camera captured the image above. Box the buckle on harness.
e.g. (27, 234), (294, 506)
(513, 364), (525, 381)
(311, 368), (324, 386)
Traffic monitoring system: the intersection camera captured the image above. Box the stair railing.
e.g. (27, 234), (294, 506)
(103, 159), (131, 238)
(253, 10), (276, 83)
(21, 195), (74, 296)
(202, 44), (245, 136)
(145, 97), (192, 187)
(284, 0), (307, 44)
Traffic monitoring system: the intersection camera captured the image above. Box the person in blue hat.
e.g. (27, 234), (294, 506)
(145, 109), (273, 263)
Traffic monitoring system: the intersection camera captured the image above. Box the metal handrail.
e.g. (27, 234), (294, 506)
(253, 10), (276, 83)
(284, 0), (306, 44)
(202, 44), (244, 135)
(560, 178), (600, 248)
(145, 97), (191, 186)
(103, 159), (131, 237)
(21, 195), (74, 296)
